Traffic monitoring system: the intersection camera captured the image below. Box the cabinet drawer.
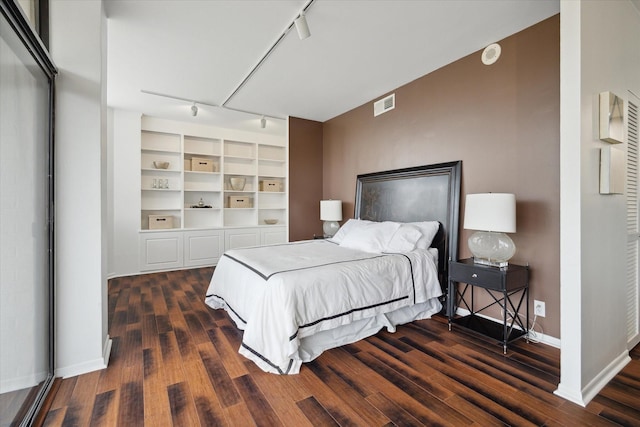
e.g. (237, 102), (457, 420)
(449, 260), (529, 292)
(449, 262), (504, 290)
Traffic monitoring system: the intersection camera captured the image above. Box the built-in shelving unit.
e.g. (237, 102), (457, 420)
(140, 129), (287, 231)
(138, 117), (288, 271)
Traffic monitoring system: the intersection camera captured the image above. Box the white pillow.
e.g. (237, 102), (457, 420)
(408, 221), (440, 249)
(329, 218), (372, 244)
(386, 225), (423, 252)
(339, 221), (400, 253)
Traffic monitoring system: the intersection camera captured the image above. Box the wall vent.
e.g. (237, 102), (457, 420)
(373, 93), (395, 117)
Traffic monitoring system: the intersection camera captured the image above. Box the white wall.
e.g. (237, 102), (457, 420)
(110, 109), (142, 276)
(50, 0), (110, 377)
(558, 0), (640, 406)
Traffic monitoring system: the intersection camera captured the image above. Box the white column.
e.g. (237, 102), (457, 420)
(50, 0), (110, 377)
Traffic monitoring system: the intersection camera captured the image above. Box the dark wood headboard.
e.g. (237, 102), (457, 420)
(354, 161), (462, 295)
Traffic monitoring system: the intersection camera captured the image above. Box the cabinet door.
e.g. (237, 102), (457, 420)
(225, 228), (260, 250)
(140, 232), (183, 271)
(184, 230), (223, 267)
(261, 226), (287, 245)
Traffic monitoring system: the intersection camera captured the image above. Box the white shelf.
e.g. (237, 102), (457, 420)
(140, 123), (287, 231)
(184, 170), (220, 175)
(141, 148), (180, 154)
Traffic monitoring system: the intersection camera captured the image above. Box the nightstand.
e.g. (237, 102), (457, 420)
(448, 258), (529, 353)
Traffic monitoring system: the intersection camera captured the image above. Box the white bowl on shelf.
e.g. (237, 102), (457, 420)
(264, 219), (278, 225)
(153, 161), (170, 169)
(230, 177), (246, 191)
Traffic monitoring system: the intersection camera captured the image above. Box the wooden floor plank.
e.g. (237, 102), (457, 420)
(41, 407), (67, 427)
(142, 347), (173, 425)
(167, 381), (201, 426)
(296, 396), (340, 426)
(224, 401), (258, 426)
(183, 357), (229, 426)
(245, 362), (315, 427)
(62, 370), (101, 427)
(366, 391), (429, 427)
(48, 376), (76, 411)
(233, 374), (283, 427)
(88, 389), (119, 427)
(117, 365), (144, 426)
(198, 341), (242, 408)
(41, 267), (640, 427)
(205, 326), (252, 379)
(304, 359), (392, 426)
(158, 331), (186, 386)
(352, 349), (473, 426)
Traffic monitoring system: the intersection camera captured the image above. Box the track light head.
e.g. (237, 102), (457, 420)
(191, 103), (198, 117)
(294, 13), (310, 40)
(260, 116), (266, 128)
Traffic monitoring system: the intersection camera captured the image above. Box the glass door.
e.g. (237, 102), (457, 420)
(0, 0), (56, 425)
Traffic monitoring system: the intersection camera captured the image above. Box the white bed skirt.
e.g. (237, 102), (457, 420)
(293, 298), (442, 367)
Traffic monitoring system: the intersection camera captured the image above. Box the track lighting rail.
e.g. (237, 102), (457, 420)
(221, 0), (315, 108)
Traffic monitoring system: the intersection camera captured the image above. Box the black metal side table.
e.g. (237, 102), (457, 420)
(448, 258), (529, 354)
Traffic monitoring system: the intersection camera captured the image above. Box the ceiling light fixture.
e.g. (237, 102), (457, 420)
(294, 13), (310, 40)
(191, 103), (198, 117)
(221, 0), (316, 108)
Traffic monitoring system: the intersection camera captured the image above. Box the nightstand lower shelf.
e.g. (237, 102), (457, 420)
(451, 314), (528, 347)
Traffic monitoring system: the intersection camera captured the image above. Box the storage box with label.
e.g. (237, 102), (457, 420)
(148, 215), (174, 229)
(228, 196), (252, 208)
(259, 179), (282, 192)
(191, 157), (215, 172)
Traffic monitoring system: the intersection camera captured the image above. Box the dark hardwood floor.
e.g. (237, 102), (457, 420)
(42, 268), (640, 426)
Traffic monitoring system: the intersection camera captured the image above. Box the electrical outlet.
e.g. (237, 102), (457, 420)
(534, 300), (546, 317)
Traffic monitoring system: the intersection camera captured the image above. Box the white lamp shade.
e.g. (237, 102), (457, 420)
(320, 200), (342, 221)
(464, 193), (516, 233)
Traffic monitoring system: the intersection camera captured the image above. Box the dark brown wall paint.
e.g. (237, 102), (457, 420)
(322, 16), (561, 337)
(288, 117), (324, 241)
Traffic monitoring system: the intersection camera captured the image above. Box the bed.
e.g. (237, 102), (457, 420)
(205, 161), (462, 374)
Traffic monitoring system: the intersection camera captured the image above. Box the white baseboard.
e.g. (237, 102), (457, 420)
(55, 335), (112, 379)
(103, 334), (113, 366)
(0, 371), (47, 394)
(555, 350), (631, 407)
(580, 350), (631, 405)
(554, 383), (588, 406)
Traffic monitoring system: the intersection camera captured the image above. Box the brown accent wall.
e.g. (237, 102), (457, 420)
(322, 16), (561, 337)
(289, 117), (324, 241)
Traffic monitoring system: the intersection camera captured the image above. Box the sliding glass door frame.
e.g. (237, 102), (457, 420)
(1, 0), (56, 425)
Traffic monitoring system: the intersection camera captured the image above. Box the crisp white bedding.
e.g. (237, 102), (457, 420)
(204, 239), (442, 374)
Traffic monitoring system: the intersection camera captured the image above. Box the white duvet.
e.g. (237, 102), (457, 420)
(205, 239), (442, 374)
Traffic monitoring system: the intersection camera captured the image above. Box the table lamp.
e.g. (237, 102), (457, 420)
(320, 200), (342, 238)
(463, 193), (516, 267)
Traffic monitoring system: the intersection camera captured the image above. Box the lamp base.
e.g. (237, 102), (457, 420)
(323, 221), (340, 238)
(468, 231), (515, 268)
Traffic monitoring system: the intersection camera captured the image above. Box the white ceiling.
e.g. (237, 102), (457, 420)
(105, 0), (560, 135)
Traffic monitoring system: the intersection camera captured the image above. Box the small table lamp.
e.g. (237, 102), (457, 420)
(463, 193), (516, 267)
(320, 200), (342, 238)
